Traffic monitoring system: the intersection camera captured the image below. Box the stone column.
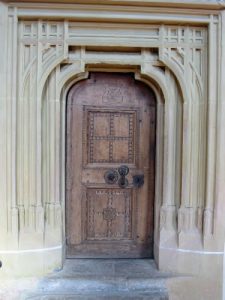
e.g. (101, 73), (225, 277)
(42, 67), (62, 248)
(160, 69), (182, 247)
(203, 17), (219, 246)
(0, 2), (10, 248)
(212, 11), (225, 251)
(6, 7), (19, 247)
(178, 27), (207, 250)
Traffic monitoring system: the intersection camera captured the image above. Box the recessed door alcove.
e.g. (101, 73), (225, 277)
(41, 47), (183, 267)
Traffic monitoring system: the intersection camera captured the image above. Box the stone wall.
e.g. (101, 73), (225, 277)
(0, 1), (224, 286)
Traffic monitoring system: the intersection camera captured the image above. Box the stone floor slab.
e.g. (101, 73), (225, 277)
(0, 259), (173, 300)
(22, 259), (171, 300)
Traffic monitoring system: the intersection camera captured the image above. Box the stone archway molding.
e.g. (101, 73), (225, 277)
(1, 16), (220, 278)
(40, 46), (183, 273)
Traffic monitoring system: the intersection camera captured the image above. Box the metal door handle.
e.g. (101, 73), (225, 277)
(118, 165), (129, 176)
(104, 166), (144, 189)
(118, 165), (129, 188)
(104, 165), (129, 188)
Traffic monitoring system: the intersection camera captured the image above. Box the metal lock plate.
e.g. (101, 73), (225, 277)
(133, 174), (144, 188)
(104, 169), (119, 184)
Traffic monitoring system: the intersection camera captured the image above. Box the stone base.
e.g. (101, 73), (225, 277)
(0, 258), (222, 300)
(157, 244), (224, 280)
(155, 246), (223, 299)
(0, 246), (63, 278)
(1, 259), (170, 300)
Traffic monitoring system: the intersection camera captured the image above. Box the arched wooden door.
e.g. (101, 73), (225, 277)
(66, 73), (156, 258)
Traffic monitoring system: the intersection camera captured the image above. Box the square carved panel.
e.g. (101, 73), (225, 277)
(86, 188), (133, 240)
(87, 110), (136, 164)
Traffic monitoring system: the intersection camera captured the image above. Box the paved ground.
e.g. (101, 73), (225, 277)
(0, 259), (173, 300)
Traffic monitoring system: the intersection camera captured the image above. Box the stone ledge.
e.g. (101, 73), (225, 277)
(5, 0), (225, 10)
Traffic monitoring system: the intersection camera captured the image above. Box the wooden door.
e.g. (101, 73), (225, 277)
(66, 73), (156, 258)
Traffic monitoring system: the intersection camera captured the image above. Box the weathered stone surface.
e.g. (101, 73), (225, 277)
(0, 0), (225, 298)
(0, 260), (170, 299)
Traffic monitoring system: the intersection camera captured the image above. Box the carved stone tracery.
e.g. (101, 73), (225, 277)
(14, 18), (211, 252)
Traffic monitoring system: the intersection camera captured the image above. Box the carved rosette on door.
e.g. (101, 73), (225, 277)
(66, 73), (156, 258)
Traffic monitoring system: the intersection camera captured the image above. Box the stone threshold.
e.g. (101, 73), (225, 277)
(22, 259), (173, 300)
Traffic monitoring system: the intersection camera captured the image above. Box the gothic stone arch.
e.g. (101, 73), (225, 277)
(41, 45), (187, 270)
(0, 12), (223, 283)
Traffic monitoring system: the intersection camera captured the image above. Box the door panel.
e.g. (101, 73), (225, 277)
(66, 73), (156, 258)
(86, 188), (133, 240)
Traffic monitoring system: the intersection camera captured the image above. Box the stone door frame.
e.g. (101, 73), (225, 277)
(42, 45), (184, 268)
(59, 61), (165, 256)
